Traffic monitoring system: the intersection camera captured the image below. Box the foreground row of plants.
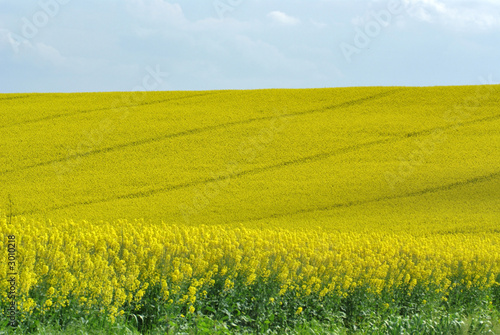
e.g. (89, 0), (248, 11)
(1, 216), (500, 333)
(2, 282), (499, 334)
(2, 281), (499, 334)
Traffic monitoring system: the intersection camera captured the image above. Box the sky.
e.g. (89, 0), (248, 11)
(0, 0), (499, 93)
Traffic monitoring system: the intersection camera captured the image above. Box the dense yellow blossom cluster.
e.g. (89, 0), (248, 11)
(2, 215), (499, 322)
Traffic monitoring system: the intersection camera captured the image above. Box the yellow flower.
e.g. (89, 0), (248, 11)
(135, 289), (145, 302)
(224, 278), (234, 291)
(295, 307), (303, 315)
(246, 273), (257, 286)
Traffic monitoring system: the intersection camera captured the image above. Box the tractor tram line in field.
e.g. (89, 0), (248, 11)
(0, 94), (42, 102)
(232, 170), (500, 224)
(0, 89), (400, 175)
(0, 91), (223, 130)
(11, 112), (500, 215)
(12, 114), (500, 217)
(4, 88), (500, 179)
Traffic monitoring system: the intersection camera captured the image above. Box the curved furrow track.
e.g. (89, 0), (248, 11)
(236, 170), (500, 224)
(13, 111), (500, 216)
(2, 89), (400, 174)
(0, 91), (222, 130)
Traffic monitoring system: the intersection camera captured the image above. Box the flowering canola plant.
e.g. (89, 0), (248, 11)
(1, 215), (499, 324)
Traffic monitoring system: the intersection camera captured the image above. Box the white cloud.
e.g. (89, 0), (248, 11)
(407, 0), (500, 30)
(0, 29), (96, 75)
(267, 11), (300, 25)
(0, 29), (63, 64)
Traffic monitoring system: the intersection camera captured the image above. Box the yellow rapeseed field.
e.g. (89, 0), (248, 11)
(1, 85), (499, 331)
(2, 217), (500, 324)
